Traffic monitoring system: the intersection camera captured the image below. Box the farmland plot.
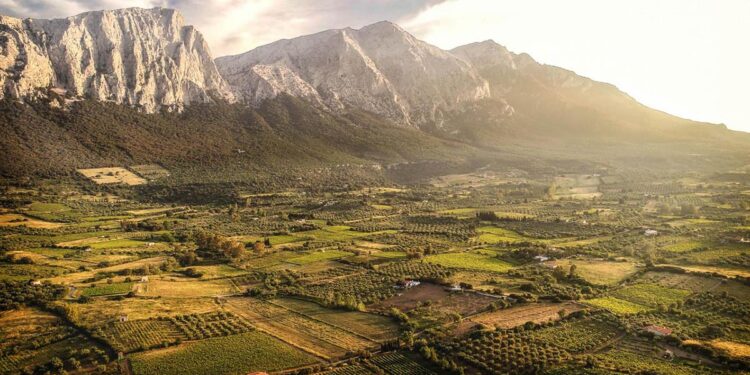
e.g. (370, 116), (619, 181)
(129, 331), (317, 375)
(469, 302), (585, 328)
(225, 297), (378, 359)
(78, 167), (147, 185)
(270, 298), (399, 342)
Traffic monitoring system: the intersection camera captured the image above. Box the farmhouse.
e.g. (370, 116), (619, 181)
(644, 229), (659, 236)
(643, 325), (672, 336)
(396, 280), (421, 289)
(447, 284), (463, 292)
(534, 255), (550, 262)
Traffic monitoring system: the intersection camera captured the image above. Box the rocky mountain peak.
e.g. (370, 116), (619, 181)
(216, 20), (490, 127)
(0, 7), (233, 112)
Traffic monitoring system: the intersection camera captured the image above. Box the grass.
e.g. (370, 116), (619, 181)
(553, 259), (639, 285)
(129, 331), (317, 375)
(708, 340), (750, 359)
(0, 213), (65, 229)
(370, 204), (393, 210)
(82, 282), (134, 297)
(440, 207), (478, 216)
(667, 218), (719, 228)
(183, 265), (248, 279)
(371, 251), (407, 259)
(270, 298), (399, 342)
(425, 252), (514, 273)
(475, 226), (528, 243)
(288, 250), (353, 265)
(585, 296), (651, 315)
(88, 239), (148, 249)
(661, 240), (706, 253)
(613, 283), (691, 307)
(0, 264), (66, 281)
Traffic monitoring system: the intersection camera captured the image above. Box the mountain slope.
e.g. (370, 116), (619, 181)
(216, 21), (489, 127)
(0, 8), (232, 112)
(449, 40), (734, 141)
(0, 94), (483, 181)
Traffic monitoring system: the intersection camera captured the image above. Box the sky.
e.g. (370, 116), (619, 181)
(1, 0), (748, 133)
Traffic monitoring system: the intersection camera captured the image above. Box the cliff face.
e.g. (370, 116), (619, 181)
(0, 8), (232, 112)
(216, 21), (490, 128)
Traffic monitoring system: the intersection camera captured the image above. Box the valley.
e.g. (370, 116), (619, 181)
(1, 167), (749, 374)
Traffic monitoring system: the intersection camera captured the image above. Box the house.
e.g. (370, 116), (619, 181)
(644, 229), (658, 236)
(140, 276), (149, 283)
(147, 242), (155, 247)
(118, 315), (128, 322)
(534, 255), (550, 262)
(29, 280), (42, 286)
(643, 325), (672, 336)
(404, 280), (421, 289)
(447, 284), (462, 292)
(396, 280), (421, 289)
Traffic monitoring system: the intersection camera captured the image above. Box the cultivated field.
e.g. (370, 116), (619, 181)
(77, 167), (147, 185)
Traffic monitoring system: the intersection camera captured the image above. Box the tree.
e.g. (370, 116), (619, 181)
(568, 264), (577, 278)
(223, 241), (245, 259)
(253, 241), (266, 254)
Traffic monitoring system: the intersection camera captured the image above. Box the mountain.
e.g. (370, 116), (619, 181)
(0, 7), (232, 112)
(216, 21), (489, 127)
(449, 40), (731, 141)
(0, 8), (748, 182)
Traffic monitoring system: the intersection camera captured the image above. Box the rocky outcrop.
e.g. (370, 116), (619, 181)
(0, 7), (232, 112)
(216, 21), (490, 127)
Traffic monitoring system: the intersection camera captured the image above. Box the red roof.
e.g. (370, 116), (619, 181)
(644, 325), (672, 336)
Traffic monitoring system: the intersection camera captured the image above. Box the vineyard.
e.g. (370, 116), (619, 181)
(293, 271), (399, 305)
(369, 352), (435, 375)
(594, 337), (704, 375)
(612, 283), (691, 308)
(424, 252), (514, 273)
(130, 331), (317, 375)
(448, 330), (572, 374)
(225, 297), (377, 359)
(585, 296), (651, 315)
(81, 281), (133, 297)
(94, 318), (183, 353)
(529, 317), (622, 353)
(376, 261), (452, 280)
(169, 311), (254, 340)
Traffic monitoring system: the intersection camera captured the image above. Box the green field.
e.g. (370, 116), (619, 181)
(288, 250), (353, 265)
(371, 251), (407, 259)
(425, 252), (514, 272)
(585, 296), (651, 315)
(82, 282), (134, 297)
(89, 239), (148, 249)
(661, 240), (706, 253)
(129, 331), (317, 375)
(613, 283), (692, 308)
(554, 259), (639, 285)
(475, 226), (528, 243)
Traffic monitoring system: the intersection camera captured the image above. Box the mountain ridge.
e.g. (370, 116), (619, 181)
(0, 7), (233, 112)
(1, 6), (747, 182)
